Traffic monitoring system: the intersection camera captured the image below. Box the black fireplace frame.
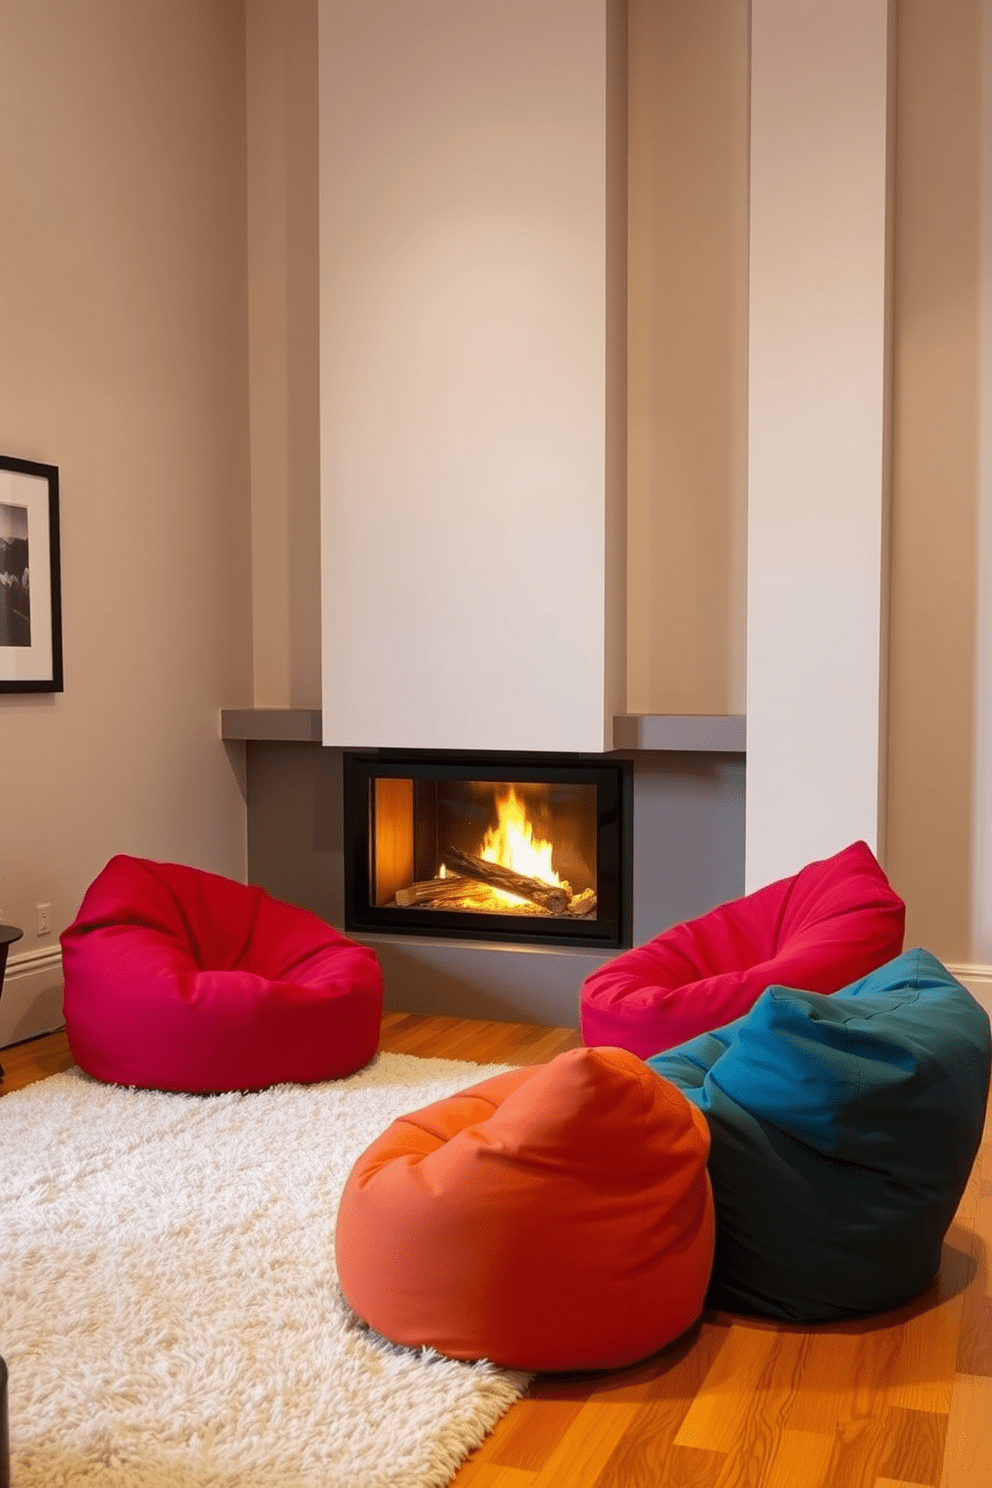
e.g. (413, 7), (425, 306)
(343, 748), (633, 949)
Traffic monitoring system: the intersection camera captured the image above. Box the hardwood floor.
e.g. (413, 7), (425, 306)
(0, 1025), (77, 1091)
(4, 1013), (989, 1488)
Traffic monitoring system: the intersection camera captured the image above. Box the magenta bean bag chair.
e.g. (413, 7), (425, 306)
(581, 840), (905, 1059)
(61, 855), (383, 1092)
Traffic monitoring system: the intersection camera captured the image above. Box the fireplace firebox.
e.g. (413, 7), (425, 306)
(343, 751), (633, 948)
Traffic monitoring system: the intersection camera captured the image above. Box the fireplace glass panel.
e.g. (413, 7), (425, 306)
(372, 777), (598, 910)
(344, 752), (631, 949)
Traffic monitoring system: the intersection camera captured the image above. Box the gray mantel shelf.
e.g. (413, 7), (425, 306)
(612, 714), (746, 752)
(221, 709), (746, 753)
(221, 708), (323, 742)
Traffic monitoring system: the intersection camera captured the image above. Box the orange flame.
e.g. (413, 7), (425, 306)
(481, 787), (560, 905)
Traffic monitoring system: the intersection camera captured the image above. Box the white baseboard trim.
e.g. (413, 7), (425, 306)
(946, 963), (992, 1016)
(5, 944), (63, 979)
(1, 943), (65, 1049)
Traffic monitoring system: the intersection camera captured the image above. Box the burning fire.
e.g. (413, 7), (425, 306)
(481, 787), (560, 905)
(419, 783), (593, 918)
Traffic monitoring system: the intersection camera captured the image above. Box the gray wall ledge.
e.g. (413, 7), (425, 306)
(613, 714), (746, 752)
(221, 708), (323, 742)
(221, 710), (746, 752)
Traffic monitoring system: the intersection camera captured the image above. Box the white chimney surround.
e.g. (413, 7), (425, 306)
(318, 0), (626, 756)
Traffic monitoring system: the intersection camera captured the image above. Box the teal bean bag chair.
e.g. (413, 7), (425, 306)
(647, 948), (991, 1322)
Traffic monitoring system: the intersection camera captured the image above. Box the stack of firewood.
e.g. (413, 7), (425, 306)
(394, 845), (597, 917)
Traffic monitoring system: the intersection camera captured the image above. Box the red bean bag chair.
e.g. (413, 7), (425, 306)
(335, 1046), (714, 1372)
(61, 855), (383, 1092)
(580, 840), (905, 1059)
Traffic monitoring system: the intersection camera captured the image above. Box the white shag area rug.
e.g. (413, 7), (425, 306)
(1, 1052), (532, 1488)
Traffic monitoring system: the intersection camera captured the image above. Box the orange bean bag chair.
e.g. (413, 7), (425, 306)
(335, 1046), (715, 1372)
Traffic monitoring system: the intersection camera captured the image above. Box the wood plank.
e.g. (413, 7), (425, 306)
(783, 1328), (866, 1434)
(673, 1323), (803, 1453)
(403, 1018), (509, 1065)
(569, 1324), (732, 1482)
(376, 1010), (424, 1050)
(818, 1410), (899, 1488)
(789, 1328), (950, 1484)
(380, 1011), (580, 1066)
(641, 1443), (726, 1487)
(509, 1025), (582, 1063)
(951, 1141), (987, 1231)
(456, 1464), (537, 1488)
(0, 1026), (74, 1093)
(877, 1406), (948, 1487)
(528, 1402), (640, 1486)
(380, 1013), (495, 1060)
(939, 1374), (992, 1488)
(883, 1262), (968, 1414)
(421, 1019), (536, 1067)
(379, 1011), (470, 1058)
(530, 1319), (727, 1409)
(955, 1290), (992, 1376)
(458, 1020), (554, 1065)
(699, 1337), (825, 1488)
(876, 1480), (939, 1488)
(487, 1399), (587, 1472)
(477, 1022), (574, 1066)
(755, 1428), (835, 1488)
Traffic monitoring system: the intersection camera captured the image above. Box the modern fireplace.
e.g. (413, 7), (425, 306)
(343, 750), (633, 949)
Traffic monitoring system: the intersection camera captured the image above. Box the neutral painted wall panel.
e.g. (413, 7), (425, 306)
(974, 0), (992, 963)
(318, 0), (623, 753)
(0, 0), (252, 1038)
(246, 0), (322, 708)
(626, 0), (749, 716)
(887, 0), (982, 958)
(746, 0), (891, 890)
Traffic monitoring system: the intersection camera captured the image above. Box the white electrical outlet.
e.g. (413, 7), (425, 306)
(36, 902), (51, 936)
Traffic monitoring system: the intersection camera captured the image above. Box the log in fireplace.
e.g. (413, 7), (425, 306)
(343, 751), (633, 948)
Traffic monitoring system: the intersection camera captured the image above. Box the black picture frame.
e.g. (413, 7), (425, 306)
(0, 455), (63, 693)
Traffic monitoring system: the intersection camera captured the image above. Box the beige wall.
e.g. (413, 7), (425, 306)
(887, 0), (986, 961)
(0, 0), (253, 1038)
(625, 0), (749, 716)
(974, 0), (992, 966)
(246, 0), (322, 708)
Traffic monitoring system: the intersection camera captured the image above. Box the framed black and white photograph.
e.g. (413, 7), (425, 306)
(0, 455), (63, 693)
